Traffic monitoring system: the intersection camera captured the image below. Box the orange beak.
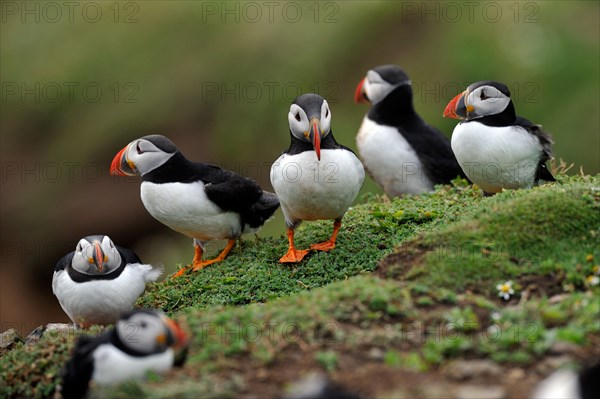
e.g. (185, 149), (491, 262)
(165, 318), (188, 348)
(110, 144), (137, 176)
(93, 242), (104, 273)
(354, 77), (369, 104)
(443, 90), (468, 120)
(309, 117), (321, 161)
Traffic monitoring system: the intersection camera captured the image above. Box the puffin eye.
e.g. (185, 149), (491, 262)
(325, 108), (329, 118)
(136, 143), (144, 155)
(480, 90), (488, 100)
(140, 321), (147, 328)
(295, 112), (301, 122)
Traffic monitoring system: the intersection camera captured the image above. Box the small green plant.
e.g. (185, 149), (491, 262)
(315, 350), (338, 372)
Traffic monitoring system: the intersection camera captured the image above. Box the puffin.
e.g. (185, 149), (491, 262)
(355, 64), (466, 196)
(60, 309), (188, 399)
(270, 93), (365, 263)
(110, 134), (279, 277)
(52, 235), (163, 327)
(443, 81), (555, 195)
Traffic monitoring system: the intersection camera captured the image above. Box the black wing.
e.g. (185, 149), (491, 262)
(402, 119), (468, 185)
(116, 246), (143, 264)
(60, 332), (111, 399)
(200, 164), (264, 214)
(54, 252), (74, 272)
(516, 116), (555, 182)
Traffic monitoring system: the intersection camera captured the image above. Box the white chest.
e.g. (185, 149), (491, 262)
(451, 122), (542, 192)
(140, 181), (241, 241)
(92, 345), (174, 385)
(356, 117), (433, 196)
(270, 148), (364, 224)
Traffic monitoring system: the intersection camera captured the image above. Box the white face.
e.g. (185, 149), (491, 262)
(71, 236), (121, 275)
(363, 70), (408, 104)
(116, 311), (171, 354)
(288, 100), (332, 141)
(464, 85), (511, 119)
(125, 139), (175, 176)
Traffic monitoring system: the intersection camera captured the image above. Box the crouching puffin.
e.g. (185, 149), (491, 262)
(443, 81), (555, 195)
(60, 309), (188, 399)
(52, 235), (163, 327)
(355, 65), (466, 196)
(110, 135), (279, 277)
(270, 94), (365, 263)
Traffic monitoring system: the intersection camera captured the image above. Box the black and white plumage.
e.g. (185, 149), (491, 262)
(61, 309), (188, 399)
(531, 362), (600, 399)
(444, 80), (555, 195)
(110, 134), (279, 277)
(270, 93), (365, 263)
(354, 65), (466, 196)
(52, 235), (162, 327)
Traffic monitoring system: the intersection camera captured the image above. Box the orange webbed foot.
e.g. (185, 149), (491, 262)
(310, 240), (336, 252)
(172, 266), (191, 278)
(279, 248), (310, 263)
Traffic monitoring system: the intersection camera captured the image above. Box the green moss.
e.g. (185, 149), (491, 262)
(3, 175), (600, 398)
(388, 175), (600, 296)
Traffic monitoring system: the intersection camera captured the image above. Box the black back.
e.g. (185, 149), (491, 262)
(368, 84), (467, 184)
(60, 332), (112, 399)
(54, 246), (142, 283)
(579, 362), (600, 399)
(142, 153), (279, 229)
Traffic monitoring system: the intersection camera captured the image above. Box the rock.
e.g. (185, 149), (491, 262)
(368, 347), (384, 361)
(1, 328), (24, 351)
(25, 325), (46, 345)
(25, 323), (76, 345)
(443, 359), (502, 381)
(548, 341), (581, 356)
(506, 368), (525, 383)
(454, 385), (505, 399)
(548, 294), (570, 304)
(536, 355), (574, 375)
(282, 372), (360, 399)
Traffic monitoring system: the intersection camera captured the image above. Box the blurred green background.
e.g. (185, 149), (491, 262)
(1, 1), (598, 333)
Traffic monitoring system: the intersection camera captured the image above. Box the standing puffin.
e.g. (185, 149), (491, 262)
(110, 135), (279, 277)
(60, 309), (188, 399)
(355, 65), (466, 196)
(443, 81), (555, 195)
(270, 93), (365, 263)
(52, 235), (163, 327)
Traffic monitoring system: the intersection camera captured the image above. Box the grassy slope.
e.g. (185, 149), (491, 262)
(2, 175), (599, 398)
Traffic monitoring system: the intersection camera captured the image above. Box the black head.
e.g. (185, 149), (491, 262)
(110, 134), (179, 177)
(444, 80), (514, 122)
(115, 309), (188, 355)
(355, 64), (412, 105)
(372, 65), (411, 86)
(71, 235), (121, 275)
(139, 135), (179, 153)
(288, 93), (332, 161)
